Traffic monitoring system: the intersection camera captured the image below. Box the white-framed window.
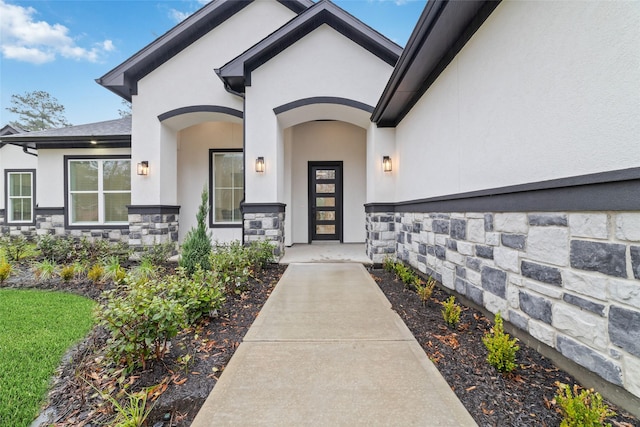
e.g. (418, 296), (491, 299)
(67, 158), (130, 225)
(6, 171), (34, 223)
(210, 150), (243, 225)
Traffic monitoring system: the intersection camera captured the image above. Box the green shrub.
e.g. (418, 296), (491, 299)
(0, 259), (12, 283)
(166, 266), (225, 324)
(33, 259), (58, 281)
(37, 235), (74, 264)
(98, 387), (154, 427)
(103, 256), (126, 284)
(383, 256), (396, 273)
(482, 312), (519, 373)
(393, 261), (421, 288)
(60, 265), (75, 282)
(180, 186), (212, 275)
(139, 241), (175, 266)
(73, 260), (89, 277)
(211, 241), (252, 295)
(442, 295), (461, 328)
(37, 235), (131, 265)
(415, 276), (436, 305)
(130, 259), (157, 285)
(245, 240), (276, 270)
(98, 282), (186, 369)
(554, 382), (615, 427)
(97, 267), (224, 370)
(1, 236), (37, 262)
(88, 264), (104, 284)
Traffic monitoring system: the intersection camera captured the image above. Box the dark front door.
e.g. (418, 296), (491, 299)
(308, 161), (343, 242)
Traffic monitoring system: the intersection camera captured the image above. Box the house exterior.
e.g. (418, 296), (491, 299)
(0, 124), (38, 235)
(1, 0), (639, 411)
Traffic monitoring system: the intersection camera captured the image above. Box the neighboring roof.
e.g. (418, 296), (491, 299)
(0, 124), (24, 136)
(97, 0), (313, 101)
(372, 0), (501, 127)
(0, 117), (131, 149)
(217, 0), (403, 93)
(0, 124), (24, 148)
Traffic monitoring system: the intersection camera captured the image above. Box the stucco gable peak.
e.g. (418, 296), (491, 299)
(96, 0), (313, 101)
(216, 0), (402, 94)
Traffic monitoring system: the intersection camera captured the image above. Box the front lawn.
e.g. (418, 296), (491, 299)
(0, 289), (95, 427)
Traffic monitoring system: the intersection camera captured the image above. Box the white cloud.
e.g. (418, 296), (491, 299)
(0, 0), (114, 64)
(168, 1), (211, 23)
(168, 8), (192, 23)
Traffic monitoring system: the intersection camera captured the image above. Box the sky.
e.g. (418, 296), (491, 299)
(0, 0), (426, 127)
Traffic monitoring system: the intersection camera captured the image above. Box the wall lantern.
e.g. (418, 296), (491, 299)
(255, 157), (265, 173)
(137, 161), (149, 176)
(383, 156), (392, 172)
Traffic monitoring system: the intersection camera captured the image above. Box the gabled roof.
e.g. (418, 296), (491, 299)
(97, 0), (313, 101)
(0, 124), (24, 148)
(216, 0), (403, 94)
(372, 0), (501, 127)
(0, 124), (24, 136)
(0, 117), (131, 149)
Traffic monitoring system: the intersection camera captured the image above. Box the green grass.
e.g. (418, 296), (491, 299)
(0, 289), (95, 426)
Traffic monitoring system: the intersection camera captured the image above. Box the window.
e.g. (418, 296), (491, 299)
(210, 150), (243, 224)
(6, 171), (34, 223)
(67, 159), (130, 225)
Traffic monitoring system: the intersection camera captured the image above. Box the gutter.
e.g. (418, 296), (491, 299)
(22, 146), (37, 157)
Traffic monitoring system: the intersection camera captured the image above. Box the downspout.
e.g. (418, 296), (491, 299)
(23, 146), (38, 157)
(214, 67), (248, 244)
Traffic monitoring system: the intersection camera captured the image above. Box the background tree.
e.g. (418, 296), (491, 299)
(6, 90), (71, 131)
(118, 99), (132, 118)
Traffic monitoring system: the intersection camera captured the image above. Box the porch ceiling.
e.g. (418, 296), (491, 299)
(276, 103), (372, 129)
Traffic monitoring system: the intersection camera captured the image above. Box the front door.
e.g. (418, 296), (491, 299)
(308, 161), (343, 242)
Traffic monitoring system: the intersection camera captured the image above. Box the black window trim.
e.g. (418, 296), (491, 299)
(209, 149), (244, 229)
(4, 168), (36, 226)
(63, 155), (131, 230)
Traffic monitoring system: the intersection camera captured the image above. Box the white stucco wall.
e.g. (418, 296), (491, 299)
(131, 0), (297, 206)
(245, 24), (395, 204)
(35, 148), (131, 208)
(284, 121), (366, 245)
(177, 121), (243, 243)
(0, 144), (37, 210)
(394, 1), (640, 201)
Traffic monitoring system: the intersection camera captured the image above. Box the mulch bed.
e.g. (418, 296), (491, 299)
(3, 263), (286, 427)
(371, 268), (639, 427)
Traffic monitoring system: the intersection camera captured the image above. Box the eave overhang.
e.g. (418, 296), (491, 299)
(96, 0), (313, 101)
(372, 0), (501, 127)
(0, 118), (131, 150)
(0, 136), (131, 150)
(216, 0), (402, 94)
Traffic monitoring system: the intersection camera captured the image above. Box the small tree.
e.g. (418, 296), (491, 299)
(6, 90), (71, 131)
(179, 186), (212, 275)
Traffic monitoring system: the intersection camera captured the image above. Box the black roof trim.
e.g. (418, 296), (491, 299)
(217, 0), (402, 93)
(97, 0), (313, 101)
(273, 96), (374, 115)
(158, 105), (244, 122)
(241, 202), (287, 213)
(372, 0), (501, 127)
(365, 167), (640, 213)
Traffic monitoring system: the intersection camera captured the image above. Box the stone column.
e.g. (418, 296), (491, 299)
(241, 203), (286, 259)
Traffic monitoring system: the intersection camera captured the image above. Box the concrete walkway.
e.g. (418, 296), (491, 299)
(279, 243), (372, 265)
(191, 263), (476, 426)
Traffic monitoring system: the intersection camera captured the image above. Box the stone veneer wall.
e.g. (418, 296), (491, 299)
(367, 210), (640, 400)
(0, 210), (129, 243)
(243, 211), (286, 258)
(366, 211), (396, 262)
(128, 213), (179, 248)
